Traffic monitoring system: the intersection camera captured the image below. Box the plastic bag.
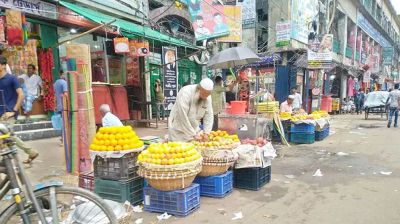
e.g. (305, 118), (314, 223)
(51, 114), (62, 130)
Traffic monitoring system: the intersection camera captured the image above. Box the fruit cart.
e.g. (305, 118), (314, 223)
(218, 113), (273, 140)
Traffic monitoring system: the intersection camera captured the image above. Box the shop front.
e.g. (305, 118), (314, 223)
(58, 1), (201, 125)
(0, 0), (60, 119)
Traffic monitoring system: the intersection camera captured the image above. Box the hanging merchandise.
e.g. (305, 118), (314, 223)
(113, 37), (129, 53)
(21, 14), (28, 44)
(65, 44), (96, 174)
(5, 10), (23, 46)
(38, 49), (55, 111)
(4, 39), (38, 75)
(0, 16), (6, 43)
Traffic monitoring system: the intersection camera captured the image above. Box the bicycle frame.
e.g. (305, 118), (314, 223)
(0, 138), (48, 224)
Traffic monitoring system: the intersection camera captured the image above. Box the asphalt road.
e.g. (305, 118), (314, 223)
(17, 114), (400, 224)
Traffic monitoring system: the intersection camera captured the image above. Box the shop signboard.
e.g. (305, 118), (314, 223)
(357, 13), (391, 47)
(382, 47), (394, 66)
(307, 34), (333, 69)
(57, 6), (96, 27)
(290, 0), (318, 44)
(162, 46), (178, 111)
(126, 41), (141, 87)
(129, 40), (150, 57)
(113, 37), (129, 53)
(148, 52), (162, 65)
(276, 21), (291, 47)
(187, 0), (231, 41)
(0, 0), (57, 20)
(363, 71), (371, 83)
(216, 6), (242, 42)
(236, 0), (256, 28)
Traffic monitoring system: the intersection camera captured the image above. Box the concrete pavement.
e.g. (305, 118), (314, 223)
(16, 115), (400, 223)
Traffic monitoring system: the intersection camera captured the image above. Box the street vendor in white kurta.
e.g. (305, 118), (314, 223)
(168, 78), (214, 142)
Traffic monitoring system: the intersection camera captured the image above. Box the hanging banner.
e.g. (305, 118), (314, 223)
(129, 40), (150, 57)
(276, 21), (291, 47)
(237, 0), (256, 28)
(307, 34), (333, 69)
(382, 47), (394, 66)
(113, 37), (129, 53)
(126, 41), (141, 87)
(290, 0), (318, 44)
(187, 0), (230, 41)
(216, 6), (242, 42)
(162, 46), (178, 111)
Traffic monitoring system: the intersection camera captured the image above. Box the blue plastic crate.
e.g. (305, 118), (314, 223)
(290, 132), (315, 144)
(194, 171), (233, 198)
(315, 127), (330, 141)
(233, 166), (271, 191)
(143, 184), (200, 217)
(291, 123), (315, 133)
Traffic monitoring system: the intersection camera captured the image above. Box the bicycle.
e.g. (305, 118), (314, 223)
(0, 123), (118, 224)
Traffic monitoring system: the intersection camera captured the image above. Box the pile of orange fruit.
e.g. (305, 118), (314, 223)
(193, 130), (240, 149)
(90, 126), (144, 151)
(138, 142), (201, 165)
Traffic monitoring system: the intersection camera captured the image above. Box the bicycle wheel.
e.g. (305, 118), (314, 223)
(1, 186), (118, 224)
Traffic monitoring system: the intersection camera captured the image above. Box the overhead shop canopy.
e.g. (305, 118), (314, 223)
(60, 1), (199, 49)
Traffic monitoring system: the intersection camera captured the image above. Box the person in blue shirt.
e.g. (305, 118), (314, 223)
(0, 56), (38, 163)
(53, 70), (68, 113)
(213, 13), (229, 34)
(53, 70), (69, 146)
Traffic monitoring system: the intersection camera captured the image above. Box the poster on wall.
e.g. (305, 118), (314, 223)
(290, 0), (318, 44)
(382, 47), (394, 65)
(216, 6), (242, 42)
(307, 34), (333, 69)
(276, 22), (291, 47)
(237, 0), (256, 28)
(187, 0), (230, 41)
(162, 46), (178, 111)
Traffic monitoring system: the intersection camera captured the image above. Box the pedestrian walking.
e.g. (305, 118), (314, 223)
(0, 56), (39, 164)
(386, 83), (400, 128)
(54, 70), (68, 146)
(355, 89), (365, 115)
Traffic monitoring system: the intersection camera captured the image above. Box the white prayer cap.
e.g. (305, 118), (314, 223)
(200, 78), (214, 91)
(288, 95), (295, 99)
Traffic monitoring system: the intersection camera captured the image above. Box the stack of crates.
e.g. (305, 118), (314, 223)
(93, 152), (144, 205)
(290, 123), (315, 144)
(331, 98), (340, 113)
(315, 127), (330, 141)
(78, 171), (94, 191)
(194, 170), (233, 198)
(143, 184), (201, 217)
(233, 166), (271, 190)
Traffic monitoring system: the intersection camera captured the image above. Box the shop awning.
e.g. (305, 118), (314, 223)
(59, 1), (200, 49)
